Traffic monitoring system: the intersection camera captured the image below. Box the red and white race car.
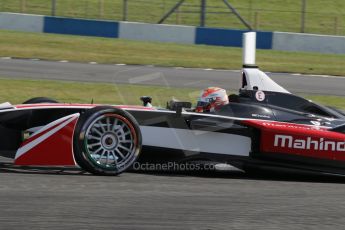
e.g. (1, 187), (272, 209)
(1, 65), (345, 176)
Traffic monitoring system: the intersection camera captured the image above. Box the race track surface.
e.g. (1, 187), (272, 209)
(1, 157), (345, 230)
(0, 58), (345, 96)
(1, 59), (345, 229)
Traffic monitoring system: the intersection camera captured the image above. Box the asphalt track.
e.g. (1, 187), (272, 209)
(1, 59), (345, 229)
(2, 157), (345, 230)
(0, 58), (345, 96)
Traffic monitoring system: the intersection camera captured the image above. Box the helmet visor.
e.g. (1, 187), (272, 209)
(196, 101), (210, 107)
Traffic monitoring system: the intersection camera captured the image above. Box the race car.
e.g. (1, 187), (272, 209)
(0, 65), (345, 176)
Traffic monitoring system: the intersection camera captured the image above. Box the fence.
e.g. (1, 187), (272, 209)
(0, 0), (344, 36)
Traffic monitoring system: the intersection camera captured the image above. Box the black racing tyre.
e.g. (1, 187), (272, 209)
(73, 106), (142, 176)
(23, 97), (59, 104)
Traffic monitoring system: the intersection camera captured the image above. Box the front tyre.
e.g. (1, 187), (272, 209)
(23, 97), (59, 104)
(73, 106), (142, 175)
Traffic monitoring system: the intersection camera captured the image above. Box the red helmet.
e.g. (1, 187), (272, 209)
(196, 87), (229, 113)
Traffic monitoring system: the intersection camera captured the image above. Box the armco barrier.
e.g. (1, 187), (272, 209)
(272, 32), (345, 54)
(1, 13), (345, 54)
(196, 27), (273, 49)
(44, 17), (118, 38)
(0, 13), (43, 33)
(119, 22), (195, 44)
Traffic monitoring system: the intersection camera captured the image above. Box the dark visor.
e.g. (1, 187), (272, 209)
(197, 101), (210, 107)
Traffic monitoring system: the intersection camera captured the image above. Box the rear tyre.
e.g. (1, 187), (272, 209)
(23, 97), (58, 104)
(73, 106), (142, 175)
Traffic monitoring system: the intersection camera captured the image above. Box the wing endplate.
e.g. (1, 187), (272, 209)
(14, 114), (80, 166)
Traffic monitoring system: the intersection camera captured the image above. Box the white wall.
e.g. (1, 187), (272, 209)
(119, 21), (196, 44)
(0, 13), (44, 33)
(273, 32), (345, 54)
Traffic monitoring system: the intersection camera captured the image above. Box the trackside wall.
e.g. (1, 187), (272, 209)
(44, 17), (119, 38)
(0, 13), (44, 33)
(272, 32), (345, 54)
(0, 13), (345, 54)
(195, 27), (273, 49)
(118, 21), (196, 44)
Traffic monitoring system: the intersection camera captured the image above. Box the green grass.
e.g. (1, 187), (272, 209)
(1, 0), (345, 35)
(0, 77), (344, 110)
(0, 77), (200, 107)
(302, 95), (345, 110)
(1, 30), (345, 76)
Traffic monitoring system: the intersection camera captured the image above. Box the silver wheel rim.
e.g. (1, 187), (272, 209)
(84, 114), (137, 170)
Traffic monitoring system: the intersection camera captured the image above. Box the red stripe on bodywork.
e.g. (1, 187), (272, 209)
(15, 118), (78, 166)
(244, 120), (345, 161)
(21, 122), (62, 146)
(15, 103), (155, 110)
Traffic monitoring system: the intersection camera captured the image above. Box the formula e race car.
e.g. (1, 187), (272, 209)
(0, 66), (345, 176)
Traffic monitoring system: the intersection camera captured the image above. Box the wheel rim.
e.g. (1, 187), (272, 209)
(84, 114), (138, 170)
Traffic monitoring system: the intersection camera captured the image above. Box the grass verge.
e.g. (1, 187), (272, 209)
(0, 77), (344, 109)
(1, 30), (345, 76)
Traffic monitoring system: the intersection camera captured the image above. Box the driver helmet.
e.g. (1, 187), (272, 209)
(196, 87), (229, 113)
